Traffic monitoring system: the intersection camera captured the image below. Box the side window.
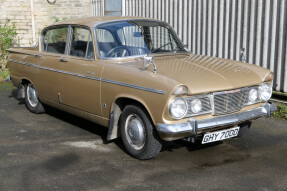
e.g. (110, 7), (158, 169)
(70, 27), (94, 59)
(43, 27), (68, 54)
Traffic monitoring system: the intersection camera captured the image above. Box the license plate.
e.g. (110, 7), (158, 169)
(202, 127), (240, 144)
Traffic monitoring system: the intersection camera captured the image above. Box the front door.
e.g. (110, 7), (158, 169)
(56, 26), (102, 116)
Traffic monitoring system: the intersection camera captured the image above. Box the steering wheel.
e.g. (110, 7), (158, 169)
(106, 46), (131, 58)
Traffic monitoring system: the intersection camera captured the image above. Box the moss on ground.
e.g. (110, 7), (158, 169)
(0, 81), (13, 89)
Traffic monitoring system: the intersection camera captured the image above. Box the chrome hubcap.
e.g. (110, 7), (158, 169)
(125, 114), (146, 150)
(27, 84), (38, 107)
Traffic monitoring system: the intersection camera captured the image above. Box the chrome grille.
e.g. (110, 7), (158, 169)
(213, 89), (249, 115)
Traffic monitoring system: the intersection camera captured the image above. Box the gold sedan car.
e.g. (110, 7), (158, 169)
(8, 17), (277, 159)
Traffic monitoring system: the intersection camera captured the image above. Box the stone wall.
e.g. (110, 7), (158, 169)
(0, 0), (92, 46)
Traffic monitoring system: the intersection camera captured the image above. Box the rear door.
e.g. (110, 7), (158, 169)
(33, 26), (69, 102)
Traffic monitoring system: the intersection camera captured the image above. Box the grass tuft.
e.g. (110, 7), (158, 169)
(273, 104), (287, 120)
(0, 68), (10, 82)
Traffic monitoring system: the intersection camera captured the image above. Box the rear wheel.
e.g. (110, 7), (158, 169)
(120, 105), (162, 160)
(24, 83), (45, 114)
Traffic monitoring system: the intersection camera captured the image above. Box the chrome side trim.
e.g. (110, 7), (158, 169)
(101, 78), (166, 94)
(8, 58), (100, 81)
(156, 102), (277, 141)
(8, 59), (166, 95)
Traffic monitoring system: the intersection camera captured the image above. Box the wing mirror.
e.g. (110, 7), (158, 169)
(143, 56), (157, 74)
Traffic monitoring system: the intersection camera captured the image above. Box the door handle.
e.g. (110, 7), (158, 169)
(86, 71), (95, 75)
(34, 54), (41, 58)
(59, 57), (68, 62)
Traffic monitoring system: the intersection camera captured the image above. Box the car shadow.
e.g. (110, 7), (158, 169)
(10, 88), (109, 143)
(9, 88), (221, 155)
(161, 139), (222, 153)
(9, 89), (25, 105)
(42, 106), (130, 157)
(44, 105), (109, 143)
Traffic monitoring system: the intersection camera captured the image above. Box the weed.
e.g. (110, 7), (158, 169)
(0, 68), (10, 82)
(0, 18), (18, 69)
(273, 104), (287, 120)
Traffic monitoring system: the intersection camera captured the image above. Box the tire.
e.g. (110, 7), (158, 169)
(120, 105), (162, 160)
(24, 83), (45, 114)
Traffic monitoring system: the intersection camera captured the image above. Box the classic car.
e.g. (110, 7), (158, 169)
(8, 16), (277, 159)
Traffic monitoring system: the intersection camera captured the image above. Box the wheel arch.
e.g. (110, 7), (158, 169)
(21, 78), (31, 86)
(16, 78), (33, 99)
(107, 96), (155, 141)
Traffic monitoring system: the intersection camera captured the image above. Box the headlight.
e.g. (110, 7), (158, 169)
(169, 98), (188, 119)
(191, 99), (202, 113)
(248, 89), (258, 103)
(259, 83), (272, 101)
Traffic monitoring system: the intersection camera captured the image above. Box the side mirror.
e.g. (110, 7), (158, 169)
(143, 56), (157, 74)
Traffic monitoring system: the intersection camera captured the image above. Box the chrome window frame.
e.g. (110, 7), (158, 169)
(40, 24), (96, 60)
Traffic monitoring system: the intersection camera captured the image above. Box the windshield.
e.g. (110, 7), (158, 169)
(95, 20), (186, 58)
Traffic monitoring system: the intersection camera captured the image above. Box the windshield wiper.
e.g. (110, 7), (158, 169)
(173, 44), (188, 53)
(151, 42), (172, 53)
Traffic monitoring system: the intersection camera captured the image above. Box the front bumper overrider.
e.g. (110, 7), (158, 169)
(156, 102), (277, 141)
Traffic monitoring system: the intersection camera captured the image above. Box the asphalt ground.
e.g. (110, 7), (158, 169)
(1, 82), (287, 191)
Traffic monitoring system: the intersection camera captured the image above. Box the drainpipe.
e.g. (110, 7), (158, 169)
(91, 0), (95, 16)
(102, 0), (105, 16)
(30, 0), (36, 45)
(122, 0), (125, 16)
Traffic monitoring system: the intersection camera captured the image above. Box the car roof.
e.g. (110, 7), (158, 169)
(51, 16), (156, 28)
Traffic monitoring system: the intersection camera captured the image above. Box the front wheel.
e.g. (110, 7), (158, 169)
(120, 105), (162, 160)
(24, 83), (45, 114)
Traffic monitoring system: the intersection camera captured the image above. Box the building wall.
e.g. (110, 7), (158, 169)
(123, 0), (287, 93)
(0, 0), (92, 46)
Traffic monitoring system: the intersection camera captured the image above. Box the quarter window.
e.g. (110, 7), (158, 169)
(43, 27), (68, 54)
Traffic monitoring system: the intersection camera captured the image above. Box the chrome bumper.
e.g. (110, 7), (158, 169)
(156, 102), (277, 141)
